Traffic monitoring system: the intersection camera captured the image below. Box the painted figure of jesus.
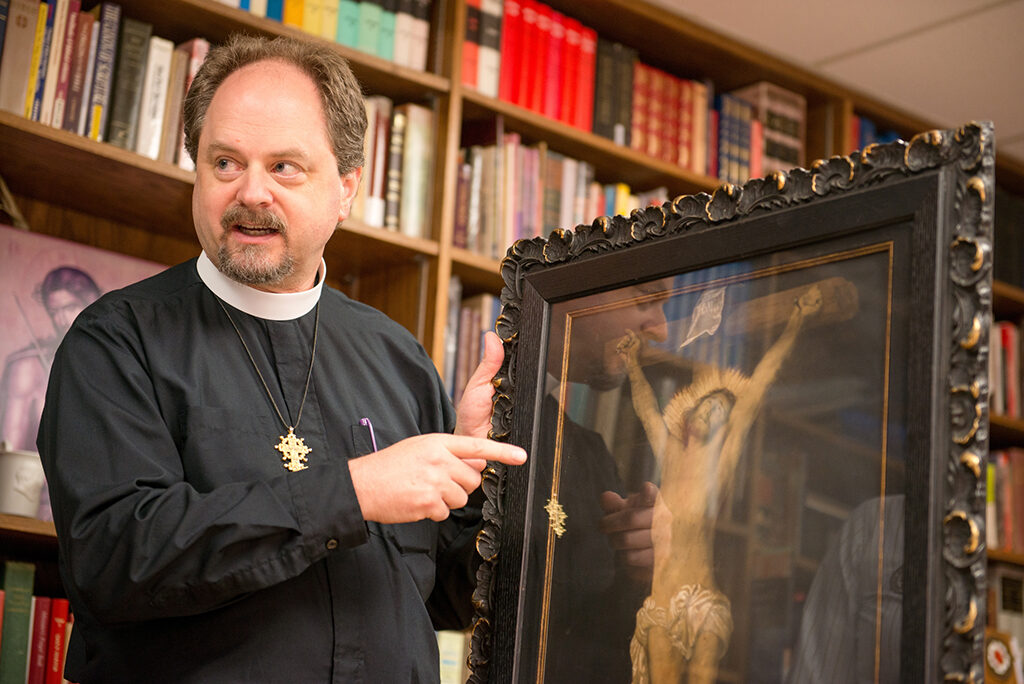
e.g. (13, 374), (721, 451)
(617, 285), (823, 684)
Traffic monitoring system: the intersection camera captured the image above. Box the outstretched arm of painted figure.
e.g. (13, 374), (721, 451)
(617, 329), (670, 461)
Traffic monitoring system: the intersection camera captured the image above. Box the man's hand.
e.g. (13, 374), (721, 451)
(349, 433), (527, 523)
(455, 330), (504, 441)
(598, 482), (658, 582)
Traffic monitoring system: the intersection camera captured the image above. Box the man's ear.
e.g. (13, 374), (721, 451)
(338, 166), (363, 221)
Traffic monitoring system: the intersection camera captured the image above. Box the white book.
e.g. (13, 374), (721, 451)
(249, 0), (268, 17)
(39, 0), (70, 125)
(134, 36), (174, 160)
(408, 0), (431, 72)
(398, 102), (434, 239)
(476, 0), (502, 97)
(392, 4), (415, 68)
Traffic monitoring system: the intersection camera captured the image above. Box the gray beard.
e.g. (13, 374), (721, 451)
(217, 243), (295, 286)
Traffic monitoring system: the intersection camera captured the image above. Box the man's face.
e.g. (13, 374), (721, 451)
(565, 282), (670, 390)
(191, 59), (361, 293)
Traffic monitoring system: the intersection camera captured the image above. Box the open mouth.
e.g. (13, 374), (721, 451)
(234, 224), (279, 236)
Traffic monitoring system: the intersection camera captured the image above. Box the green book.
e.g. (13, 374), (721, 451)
(105, 16), (152, 150)
(0, 561), (36, 684)
(376, 0), (396, 60)
(335, 0), (359, 46)
(355, 0), (381, 55)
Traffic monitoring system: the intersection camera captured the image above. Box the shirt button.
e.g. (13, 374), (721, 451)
(326, 539), (338, 550)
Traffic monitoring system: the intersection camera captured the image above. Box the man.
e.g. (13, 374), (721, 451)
(37, 35), (525, 683)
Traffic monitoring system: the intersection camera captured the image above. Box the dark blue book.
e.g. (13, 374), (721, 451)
(266, 0), (283, 21)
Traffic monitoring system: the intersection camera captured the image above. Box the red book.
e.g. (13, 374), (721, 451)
(461, 0), (481, 89)
(541, 9), (563, 121)
(630, 61), (650, 156)
(518, 0), (541, 110)
(61, 9), (95, 132)
(575, 25), (596, 131)
(49, 1), (81, 129)
(27, 596), (52, 684)
(497, 0), (521, 104)
(45, 598), (70, 684)
(526, 1), (551, 114)
(750, 118), (764, 179)
(677, 78), (693, 170)
(707, 108), (719, 179)
(1001, 321), (1021, 418)
(557, 15), (581, 127)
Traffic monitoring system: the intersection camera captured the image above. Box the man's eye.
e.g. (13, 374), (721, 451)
(273, 162), (297, 174)
(216, 159), (231, 170)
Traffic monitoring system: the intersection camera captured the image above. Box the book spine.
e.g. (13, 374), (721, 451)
(175, 37), (211, 170)
(22, 0), (48, 118)
(282, 0), (303, 27)
(407, 0), (431, 72)
(391, 0), (414, 66)
(134, 35), (173, 159)
(540, 9), (561, 120)
(38, 0), (70, 125)
(363, 95), (392, 227)
(611, 43), (635, 147)
(0, 561), (36, 684)
(557, 16), (579, 127)
(320, 0), (338, 40)
(525, 0), (548, 113)
(74, 16), (96, 135)
(104, 17), (152, 150)
(49, 1), (79, 128)
(26, 595), (51, 684)
(383, 106), (406, 231)
(249, 0), (268, 16)
(476, 0), (500, 97)
(496, 0), (518, 103)
(335, 0), (359, 46)
(157, 48), (188, 163)
(355, 0), (381, 55)
(266, 0), (284, 20)
(397, 102), (434, 238)
(376, 0), (396, 60)
(44, 598), (69, 684)
(0, 0), (43, 115)
(461, 0), (479, 89)
(0, 0), (10, 60)
(86, 2), (122, 142)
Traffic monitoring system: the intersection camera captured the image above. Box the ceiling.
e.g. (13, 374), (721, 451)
(646, 0), (1024, 167)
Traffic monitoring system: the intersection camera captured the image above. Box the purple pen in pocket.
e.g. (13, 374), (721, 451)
(359, 417), (378, 452)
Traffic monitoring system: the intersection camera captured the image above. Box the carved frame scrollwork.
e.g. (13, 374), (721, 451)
(472, 122), (993, 683)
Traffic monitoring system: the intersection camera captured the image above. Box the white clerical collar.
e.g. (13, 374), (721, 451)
(196, 251), (324, 321)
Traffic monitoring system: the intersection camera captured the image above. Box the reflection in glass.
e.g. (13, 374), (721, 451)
(524, 245), (905, 683)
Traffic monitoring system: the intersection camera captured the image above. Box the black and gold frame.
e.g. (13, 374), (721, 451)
(472, 123), (993, 683)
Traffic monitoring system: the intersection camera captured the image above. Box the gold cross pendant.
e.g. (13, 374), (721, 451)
(276, 427), (312, 472)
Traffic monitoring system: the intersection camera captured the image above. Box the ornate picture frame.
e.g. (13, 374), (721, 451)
(472, 123), (994, 683)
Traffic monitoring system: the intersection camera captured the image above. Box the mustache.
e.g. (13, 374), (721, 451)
(221, 206), (287, 232)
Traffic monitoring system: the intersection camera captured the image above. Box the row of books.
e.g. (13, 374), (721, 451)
(0, 1), (210, 170)
(350, 95), (434, 239)
(988, 449), (1024, 554)
(215, 0), (434, 72)
(849, 114), (902, 151)
(453, 132), (668, 258)
(0, 561), (73, 684)
(442, 279), (499, 404)
(992, 320), (1023, 418)
(461, 0), (808, 183)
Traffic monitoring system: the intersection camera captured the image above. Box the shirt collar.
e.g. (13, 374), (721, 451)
(196, 251), (325, 321)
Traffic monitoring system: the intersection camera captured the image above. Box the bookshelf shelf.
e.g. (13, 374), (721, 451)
(991, 414), (1024, 450)
(451, 246), (505, 293)
(993, 279), (1024, 318)
(989, 548), (1024, 565)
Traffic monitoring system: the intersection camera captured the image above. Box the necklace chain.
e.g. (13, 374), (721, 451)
(217, 299), (320, 471)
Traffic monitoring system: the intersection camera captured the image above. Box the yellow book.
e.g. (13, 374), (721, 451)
(282, 0), (304, 27)
(23, 2), (49, 118)
(613, 182), (632, 216)
(321, 0), (340, 41)
(302, 0), (323, 35)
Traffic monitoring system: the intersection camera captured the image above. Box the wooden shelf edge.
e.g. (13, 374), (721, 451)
(988, 548), (1024, 565)
(0, 513), (56, 539)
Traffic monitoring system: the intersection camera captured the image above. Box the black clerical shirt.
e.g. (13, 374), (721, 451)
(38, 258), (478, 683)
